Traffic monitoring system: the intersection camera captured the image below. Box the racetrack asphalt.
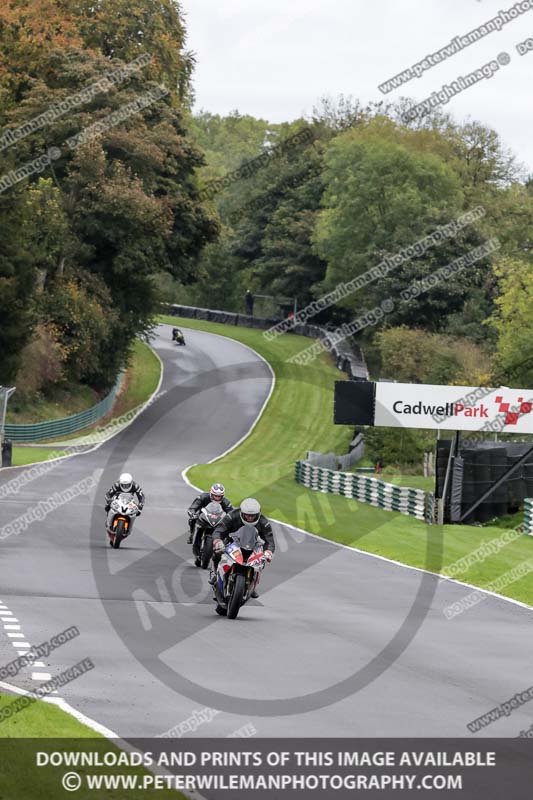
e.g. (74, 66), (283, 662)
(1, 324), (532, 740)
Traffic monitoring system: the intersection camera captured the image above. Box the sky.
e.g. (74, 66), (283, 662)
(183, 0), (533, 173)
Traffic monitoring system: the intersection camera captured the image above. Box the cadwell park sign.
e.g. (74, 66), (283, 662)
(335, 381), (533, 434)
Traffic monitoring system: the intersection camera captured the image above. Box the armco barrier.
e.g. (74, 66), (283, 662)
(166, 303), (369, 382)
(306, 433), (365, 471)
(524, 498), (533, 535)
(5, 372), (124, 443)
(295, 460), (434, 523)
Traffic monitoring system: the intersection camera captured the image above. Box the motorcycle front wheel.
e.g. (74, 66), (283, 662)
(227, 574), (246, 619)
(113, 519), (125, 549)
(201, 534), (213, 570)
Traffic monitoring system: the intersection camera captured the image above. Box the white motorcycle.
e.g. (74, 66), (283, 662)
(106, 492), (140, 549)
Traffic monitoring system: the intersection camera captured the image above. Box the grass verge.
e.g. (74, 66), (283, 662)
(0, 693), (105, 738)
(375, 470), (434, 492)
(162, 315), (533, 607)
(12, 340), (161, 465)
(0, 695), (184, 797)
(7, 385), (99, 425)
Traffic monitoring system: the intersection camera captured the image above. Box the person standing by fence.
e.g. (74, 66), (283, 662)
(245, 289), (254, 316)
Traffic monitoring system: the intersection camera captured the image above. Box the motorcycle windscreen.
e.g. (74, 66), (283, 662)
(204, 501), (223, 525)
(233, 524), (258, 551)
(117, 492), (134, 503)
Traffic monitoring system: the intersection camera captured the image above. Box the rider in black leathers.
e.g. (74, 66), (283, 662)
(105, 473), (145, 513)
(186, 483), (233, 543)
(210, 499), (274, 598)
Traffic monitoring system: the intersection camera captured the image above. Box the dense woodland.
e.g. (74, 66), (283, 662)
(1, 2), (532, 437)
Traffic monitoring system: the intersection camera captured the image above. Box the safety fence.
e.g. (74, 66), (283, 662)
(524, 499), (533, 535)
(165, 303), (369, 382)
(306, 433), (365, 471)
(437, 439), (533, 524)
(295, 460), (435, 523)
(5, 372), (124, 443)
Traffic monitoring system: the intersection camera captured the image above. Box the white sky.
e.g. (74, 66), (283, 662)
(183, 0), (533, 173)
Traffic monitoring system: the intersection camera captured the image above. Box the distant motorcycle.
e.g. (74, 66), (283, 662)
(106, 492), (140, 549)
(192, 502), (224, 569)
(213, 524), (266, 619)
(172, 327), (185, 346)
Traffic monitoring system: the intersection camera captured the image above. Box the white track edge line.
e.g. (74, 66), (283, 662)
(0, 680), (207, 800)
(177, 324), (276, 466)
(0, 679), (117, 736)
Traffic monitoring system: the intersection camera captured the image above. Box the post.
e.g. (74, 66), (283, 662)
(438, 430), (460, 525)
(0, 386), (15, 445)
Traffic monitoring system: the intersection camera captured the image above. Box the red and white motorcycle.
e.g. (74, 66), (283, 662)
(212, 524), (266, 619)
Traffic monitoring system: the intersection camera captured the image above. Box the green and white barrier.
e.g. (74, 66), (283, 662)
(295, 460), (435, 523)
(524, 499), (533, 535)
(5, 372), (124, 443)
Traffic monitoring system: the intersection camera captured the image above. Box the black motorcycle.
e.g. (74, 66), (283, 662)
(192, 502), (225, 569)
(172, 327), (185, 345)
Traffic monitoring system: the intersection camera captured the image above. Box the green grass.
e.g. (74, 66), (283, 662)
(109, 338), (161, 421)
(0, 696), (185, 798)
(161, 315), (533, 607)
(376, 470), (435, 492)
(349, 460), (434, 491)
(0, 693), (106, 738)
(11, 340), (161, 464)
(11, 447), (59, 467)
(7, 384), (99, 425)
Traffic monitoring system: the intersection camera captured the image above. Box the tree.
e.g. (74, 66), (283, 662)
(0, 187), (38, 383)
(489, 257), (533, 388)
(76, 0), (195, 101)
(312, 116), (515, 338)
(191, 111), (271, 178)
(38, 269), (117, 385)
(0, 0), (194, 102)
(376, 327), (492, 386)
(0, 35), (217, 387)
(25, 178), (75, 290)
(229, 128), (328, 305)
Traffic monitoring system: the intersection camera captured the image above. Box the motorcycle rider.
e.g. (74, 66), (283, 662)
(104, 472), (145, 531)
(210, 498), (274, 598)
(186, 483), (233, 543)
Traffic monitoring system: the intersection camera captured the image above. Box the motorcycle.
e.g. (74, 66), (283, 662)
(213, 524), (266, 619)
(192, 502), (224, 569)
(106, 492), (140, 549)
(172, 327), (186, 346)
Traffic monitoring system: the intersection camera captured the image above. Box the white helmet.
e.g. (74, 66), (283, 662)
(119, 472), (133, 492)
(240, 497), (261, 525)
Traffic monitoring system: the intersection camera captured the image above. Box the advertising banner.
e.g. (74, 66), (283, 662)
(374, 382), (533, 433)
